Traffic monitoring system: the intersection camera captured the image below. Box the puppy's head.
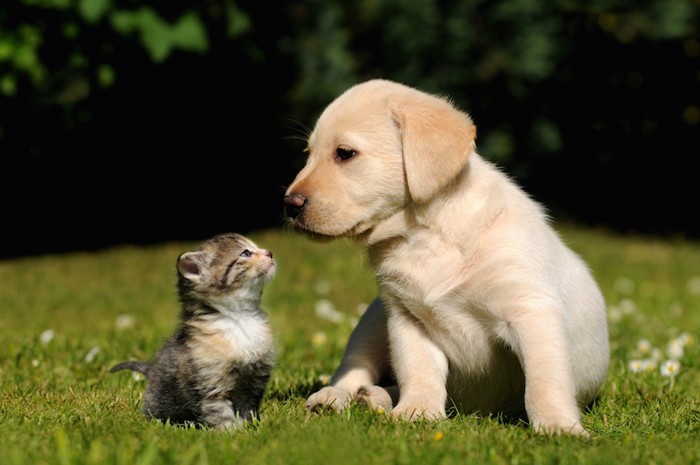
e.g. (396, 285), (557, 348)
(283, 79), (476, 240)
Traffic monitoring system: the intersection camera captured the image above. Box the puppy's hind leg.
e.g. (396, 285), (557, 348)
(306, 297), (391, 413)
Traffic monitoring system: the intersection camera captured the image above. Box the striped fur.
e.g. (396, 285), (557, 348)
(110, 233), (276, 430)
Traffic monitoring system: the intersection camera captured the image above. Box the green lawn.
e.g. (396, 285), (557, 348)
(1, 224), (698, 465)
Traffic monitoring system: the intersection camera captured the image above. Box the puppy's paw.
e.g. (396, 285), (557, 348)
(532, 419), (591, 438)
(305, 386), (354, 413)
(354, 385), (396, 412)
(392, 401), (446, 421)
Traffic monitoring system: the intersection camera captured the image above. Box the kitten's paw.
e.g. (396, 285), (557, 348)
(202, 400), (245, 431)
(354, 385), (397, 413)
(214, 418), (245, 431)
(305, 386), (354, 413)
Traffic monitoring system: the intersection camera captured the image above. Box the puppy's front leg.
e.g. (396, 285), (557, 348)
(388, 306), (449, 421)
(306, 297), (390, 412)
(509, 301), (588, 436)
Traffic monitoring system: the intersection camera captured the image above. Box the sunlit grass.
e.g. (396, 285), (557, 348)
(0, 224), (698, 464)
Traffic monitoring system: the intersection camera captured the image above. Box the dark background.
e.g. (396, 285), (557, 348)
(1, 2), (698, 259)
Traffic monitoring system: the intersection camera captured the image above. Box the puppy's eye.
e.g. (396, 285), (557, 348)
(240, 249), (252, 257)
(336, 146), (357, 161)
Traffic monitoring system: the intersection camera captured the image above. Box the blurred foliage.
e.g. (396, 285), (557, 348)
(0, 0), (698, 255)
(0, 0), (251, 102)
(281, 0), (699, 166)
(1, 0), (696, 146)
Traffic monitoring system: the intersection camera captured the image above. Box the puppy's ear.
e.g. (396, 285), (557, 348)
(390, 93), (476, 204)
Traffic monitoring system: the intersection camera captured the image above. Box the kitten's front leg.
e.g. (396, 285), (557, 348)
(201, 398), (245, 430)
(306, 297), (390, 412)
(387, 305), (449, 421)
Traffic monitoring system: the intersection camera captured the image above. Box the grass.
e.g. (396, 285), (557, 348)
(1, 224), (698, 465)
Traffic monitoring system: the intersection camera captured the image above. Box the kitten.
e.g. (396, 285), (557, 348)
(110, 232), (277, 430)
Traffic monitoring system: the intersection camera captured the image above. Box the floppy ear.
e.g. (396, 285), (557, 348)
(390, 92), (476, 204)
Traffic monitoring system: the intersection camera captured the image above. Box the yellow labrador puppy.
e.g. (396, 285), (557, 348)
(283, 79), (609, 436)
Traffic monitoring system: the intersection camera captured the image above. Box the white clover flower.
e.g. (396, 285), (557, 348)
(660, 359), (681, 377)
(115, 314), (135, 330)
(628, 359), (656, 373)
(318, 374), (331, 385)
(650, 347), (664, 361)
(84, 346), (100, 363)
(666, 339), (685, 359)
(314, 299), (345, 323)
(31, 359), (40, 367)
(132, 372), (145, 382)
(614, 277), (636, 295)
(635, 338), (653, 356)
(677, 332), (694, 348)
(628, 359), (644, 373)
(39, 329), (55, 345)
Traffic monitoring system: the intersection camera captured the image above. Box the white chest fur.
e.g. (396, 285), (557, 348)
(188, 311), (273, 366)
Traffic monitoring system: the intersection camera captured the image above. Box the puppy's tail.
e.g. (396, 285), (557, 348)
(110, 361), (151, 377)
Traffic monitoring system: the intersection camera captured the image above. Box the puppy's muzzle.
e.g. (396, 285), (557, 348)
(283, 193), (307, 220)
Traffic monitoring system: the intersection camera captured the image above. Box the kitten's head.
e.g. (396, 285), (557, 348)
(176, 233), (276, 307)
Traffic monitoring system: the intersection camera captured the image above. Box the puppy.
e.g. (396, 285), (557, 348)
(283, 79), (609, 436)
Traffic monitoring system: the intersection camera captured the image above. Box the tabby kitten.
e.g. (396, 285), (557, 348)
(110, 232), (277, 430)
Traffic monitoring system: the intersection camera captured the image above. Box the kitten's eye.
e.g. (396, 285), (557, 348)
(336, 146), (357, 161)
(240, 249), (252, 258)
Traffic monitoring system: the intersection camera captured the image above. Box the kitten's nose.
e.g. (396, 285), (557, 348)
(283, 193), (306, 220)
(264, 250), (273, 259)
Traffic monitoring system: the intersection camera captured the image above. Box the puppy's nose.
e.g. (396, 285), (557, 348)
(283, 193), (307, 220)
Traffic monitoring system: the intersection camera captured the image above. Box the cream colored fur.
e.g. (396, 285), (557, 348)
(284, 79), (609, 436)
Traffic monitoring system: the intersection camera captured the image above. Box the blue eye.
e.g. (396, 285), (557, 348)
(240, 249), (252, 257)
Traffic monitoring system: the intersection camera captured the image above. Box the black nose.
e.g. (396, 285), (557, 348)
(283, 193), (307, 220)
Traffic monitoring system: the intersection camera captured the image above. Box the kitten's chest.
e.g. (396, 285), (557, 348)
(188, 314), (273, 366)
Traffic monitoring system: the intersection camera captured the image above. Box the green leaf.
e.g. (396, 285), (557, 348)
(109, 10), (141, 36)
(13, 43), (44, 81)
(171, 12), (209, 53)
(650, 0), (695, 39)
(138, 9), (174, 63)
(0, 40), (14, 62)
(96, 64), (115, 88)
(0, 73), (17, 96)
(78, 0), (112, 24)
(109, 8), (208, 62)
(225, 2), (252, 38)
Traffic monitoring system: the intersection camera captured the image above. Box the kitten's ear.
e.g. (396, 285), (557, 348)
(177, 251), (205, 283)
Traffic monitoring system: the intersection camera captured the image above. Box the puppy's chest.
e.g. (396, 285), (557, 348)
(373, 238), (496, 366)
(372, 236), (475, 311)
